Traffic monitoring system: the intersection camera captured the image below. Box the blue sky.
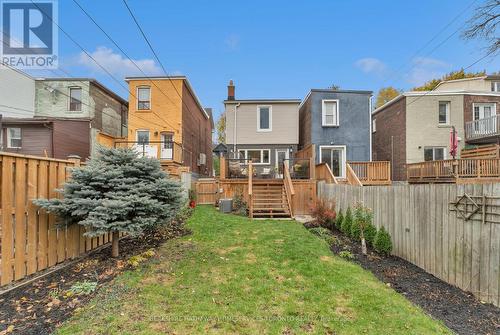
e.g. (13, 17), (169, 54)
(29, 0), (500, 119)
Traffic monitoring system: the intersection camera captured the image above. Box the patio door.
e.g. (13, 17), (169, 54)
(160, 133), (173, 160)
(473, 103), (496, 134)
(276, 149), (289, 178)
(320, 146), (346, 178)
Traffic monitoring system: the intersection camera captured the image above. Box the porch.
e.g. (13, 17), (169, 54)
(407, 158), (500, 184)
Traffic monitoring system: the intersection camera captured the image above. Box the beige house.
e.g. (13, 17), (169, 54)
(224, 81), (300, 173)
(434, 75), (500, 93)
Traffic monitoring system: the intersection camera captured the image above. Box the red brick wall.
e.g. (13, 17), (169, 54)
(372, 97), (407, 181)
(463, 95), (500, 124)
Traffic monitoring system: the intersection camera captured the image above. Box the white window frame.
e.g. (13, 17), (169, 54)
(7, 127), (21, 149)
(424, 146), (446, 161)
(322, 99), (339, 127)
(318, 145), (346, 178)
(137, 86), (151, 110)
(257, 105), (272, 132)
(438, 101), (450, 125)
(491, 81), (500, 92)
(237, 148), (271, 165)
(473, 102), (497, 120)
(136, 129), (150, 144)
(372, 118), (376, 133)
(68, 86), (82, 112)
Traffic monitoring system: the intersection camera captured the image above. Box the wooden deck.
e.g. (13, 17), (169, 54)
(407, 159), (500, 184)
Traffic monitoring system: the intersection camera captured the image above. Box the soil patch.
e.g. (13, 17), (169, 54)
(306, 224), (500, 335)
(0, 222), (190, 335)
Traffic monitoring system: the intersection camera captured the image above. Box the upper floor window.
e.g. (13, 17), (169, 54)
(372, 118), (377, 133)
(473, 103), (496, 120)
(7, 127), (21, 148)
(491, 81), (500, 92)
(257, 106), (272, 131)
(322, 99), (339, 126)
(438, 101), (450, 125)
(137, 86), (151, 110)
(69, 87), (82, 111)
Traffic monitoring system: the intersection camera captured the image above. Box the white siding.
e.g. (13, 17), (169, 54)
(0, 65), (35, 117)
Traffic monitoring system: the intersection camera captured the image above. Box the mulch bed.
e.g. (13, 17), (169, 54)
(304, 223), (500, 335)
(0, 222), (190, 335)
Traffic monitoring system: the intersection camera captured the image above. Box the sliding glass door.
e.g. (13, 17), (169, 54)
(320, 146), (346, 178)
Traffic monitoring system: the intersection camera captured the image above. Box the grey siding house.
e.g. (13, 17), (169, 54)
(224, 81), (300, 173)
(299, 89), (372, 178)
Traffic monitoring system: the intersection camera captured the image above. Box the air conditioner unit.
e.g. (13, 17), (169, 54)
(198, 153), (206, 166)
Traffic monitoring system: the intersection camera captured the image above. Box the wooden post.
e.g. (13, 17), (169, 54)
(67, 155), (81, 167)
(220, 156), (226, 180)
(111, 231), (119, 257)
(309, 157), (315, 180)
(248, 160), (253, 218)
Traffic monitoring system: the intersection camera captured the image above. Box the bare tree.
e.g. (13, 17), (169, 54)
(462, 0), (500, 55)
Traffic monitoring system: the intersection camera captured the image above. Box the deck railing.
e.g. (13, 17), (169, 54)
(407, 159), (500, 182)
(315, 163), (338, 184)
(286, 158), (312, 179)
(114, 141), (183, 163)
(348, 161), (391, 185)
(465, 115), (500, 141)
(346, 163), (363, 186)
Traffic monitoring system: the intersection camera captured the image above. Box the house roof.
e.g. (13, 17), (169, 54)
(372, 90), (500, 115)
(35, 78), (128, 105)
(212, 143), (228, 153)
(299, 89), (373, 109)
(205, 108), (214, 128)
(125, 76), (210, 119)
(1, 117), (91, 124)
(224, 99), (301, 104)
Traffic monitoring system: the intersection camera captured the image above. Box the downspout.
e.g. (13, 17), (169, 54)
(233, 103), (240, 158)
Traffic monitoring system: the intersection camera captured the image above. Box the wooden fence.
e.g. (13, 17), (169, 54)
(0, 152), (112, 286)
(318, 182), (500, 307)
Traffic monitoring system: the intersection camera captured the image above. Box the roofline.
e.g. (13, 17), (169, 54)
(434, 76), (487, 90)
(35, 77), (128, 105)
(2, 117), (92, 124)
(372, 90), (500, 115)
(125, 76), (209, 119)
(1, 64), (34, 80)
(224, 99), (301, 104)
(299, 89), (373, 109)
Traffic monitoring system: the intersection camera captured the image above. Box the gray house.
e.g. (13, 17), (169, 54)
(224, 81), (300, 175)
(299, 89), (372, 178)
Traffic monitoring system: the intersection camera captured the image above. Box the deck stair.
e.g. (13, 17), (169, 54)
(251, 182), (291, 219)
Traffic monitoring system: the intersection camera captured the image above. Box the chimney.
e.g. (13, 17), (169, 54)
(227, 80), (235, 100)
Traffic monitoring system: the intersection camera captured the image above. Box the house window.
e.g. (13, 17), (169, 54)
(424, 147), (446, 161)
(69, 87), (82, 111)
(322, 100), (339, 126)
(7, 127), (21, 148)
(319, 145), (346, 178)
(473, 103), (496, 120)
(438, 101), (450, 125)
(372, 118), (376, 133)
(257, 106), (272, 131)
(237, 149), (270, 164)
(136, 130), (150, 144)
(491, 81), (500, 92)
(137, 86), (151, 110)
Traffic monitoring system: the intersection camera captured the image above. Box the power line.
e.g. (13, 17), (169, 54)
(28, 0), (181, 131)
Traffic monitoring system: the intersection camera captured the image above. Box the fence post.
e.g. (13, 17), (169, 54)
(220, 156), (226, 180)
(67, 155), (81, 167)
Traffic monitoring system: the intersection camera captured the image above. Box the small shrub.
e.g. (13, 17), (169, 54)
(233, 193), (248, 216)
(339, 250), (354, 260)
(350, 219), (361, 240)
(374, 227), (393, 255)
(335, 209), (344, 230)
(310, 199), (336, 229)
(340, 207), (353, 235)
(68, 281), (98, 296)
(364, 224), (377, 246)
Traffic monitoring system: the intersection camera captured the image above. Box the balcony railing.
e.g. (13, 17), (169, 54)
(114, 141), (183, 163)
(407, 159), (500, 183)
(220, 157), (312, 180)
(465, 115), (500, 141)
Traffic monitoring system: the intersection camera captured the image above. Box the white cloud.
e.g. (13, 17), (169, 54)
(224, 34), (240, 51)
(355, 58), (387, 76)
(406, 57), (452, 87)
(76, 46), (163, 78)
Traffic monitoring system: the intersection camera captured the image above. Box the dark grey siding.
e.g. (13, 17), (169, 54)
(52, 120), (90, 160)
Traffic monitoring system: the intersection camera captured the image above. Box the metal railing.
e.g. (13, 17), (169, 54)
(286, 158), (311, 179)
(114, 141), (183, 163)
(465, 115), (499, 141)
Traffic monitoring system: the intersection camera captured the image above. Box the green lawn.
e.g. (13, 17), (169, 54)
(57, 206), (450, 335)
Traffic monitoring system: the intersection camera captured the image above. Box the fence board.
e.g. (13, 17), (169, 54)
(0, 153), (114, 287)
(318, 182), (500, 307)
